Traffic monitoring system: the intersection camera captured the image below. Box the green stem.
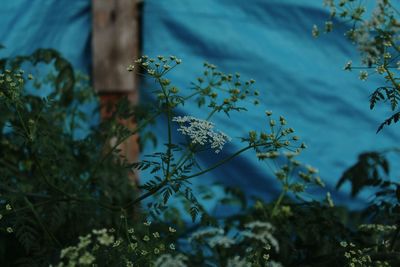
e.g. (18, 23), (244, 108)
(175, 142), (271, 182)
(170, 107), (218, 177)
(125, 142), (271, 208)
(159, 78), (173, 179)
(271, 188), (287, 217)
(23, 197), (62, 247)
(15, 104), (74, 198)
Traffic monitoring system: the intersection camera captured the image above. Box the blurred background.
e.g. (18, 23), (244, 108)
(1, 0), (399, 211)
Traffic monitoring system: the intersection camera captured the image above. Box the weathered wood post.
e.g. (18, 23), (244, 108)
(92, 0), (141, 180)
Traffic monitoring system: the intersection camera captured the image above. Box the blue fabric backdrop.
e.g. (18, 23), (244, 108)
(1, 0), (399, 211)
(0, 0), (95, 138)
(0, 0), (91, 72)
(141, 0), (400, 209)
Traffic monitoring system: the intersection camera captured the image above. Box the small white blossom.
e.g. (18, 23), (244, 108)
(189, 227), (225, 242)
(227, 256), (251, 267)
(173, 116), (231, 153)
(312, 25), (319, 37)
(153, 253), (188, 267)
(245, 221), (274, 231)
(78, 252), (95, 265)
(208, 235), (235, 248)
(93, 229), (114, 246)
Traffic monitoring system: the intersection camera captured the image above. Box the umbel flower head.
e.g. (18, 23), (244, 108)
(172, 116), (231, 153)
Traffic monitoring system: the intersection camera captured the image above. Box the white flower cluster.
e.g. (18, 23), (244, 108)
(189, 226), (235, 248)
(227, 256), (251, 267)
(173, 116), (231, 153)
(208, 235), (235, 248)
(241, 221), (279, 252)
(57, 233), (96, 266)
(153, 253), (188, 267)
(189, 227), (225, 242)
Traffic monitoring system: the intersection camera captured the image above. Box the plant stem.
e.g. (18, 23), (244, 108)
(23, 197), (62, 247)
(175, 142), (272, 182)
(271, 189), (287, 217)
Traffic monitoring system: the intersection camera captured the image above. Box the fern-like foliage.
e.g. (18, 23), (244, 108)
(336, 152), (390, 197)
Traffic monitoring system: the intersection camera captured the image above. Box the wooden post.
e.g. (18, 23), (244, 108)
(92, 0), (139, 93)
(92, 0), (141, 179)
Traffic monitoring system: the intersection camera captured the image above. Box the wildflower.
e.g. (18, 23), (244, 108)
(306, 165), (318, 174)
(94, 229), (114, 246)
(245, 221), (274, 230)
(78, 252), (95, 265)
(128, 228), (134, 234)
(144, 220), (152, 226)
(129, 242), (138, 250)
(284, 140), (290, 146)
(227, 256), (251, 267)
(376, 65), (385, 74)
(112, 239), (122, 247)
(279, 116), (287, 125)
(208, 235), (235, 248)
(312, 25), (320, 37)
(153, 254), (188, 267)
(359, 71), (368, 81)
(153, 232), (160, 238)
(77, 234), (92, 249)
(60, 247), (77, 259)
(315, 176), (325, 187)
(154, 248), (160, 254)
(241, 224), (279, 252)
(169, 243), (175, 250)
(189, 227), (225, 242)
(169, 227), (176, 233)
(325, 21), (333, 32)
(326, 192), (334, 207)
(6, 227), (13, 233)
(6, 204), (12, 211)
(143, 235), (150, 242)
(126, 65), (135, 71)
(126, 260), (134, 267)
(269, 119), (276, 127)
(343, 61), (352, 71)
(173, 116), (231, 153)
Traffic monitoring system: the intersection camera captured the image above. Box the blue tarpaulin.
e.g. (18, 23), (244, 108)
(0, 0), (91, 72)
(0, 0), (95, 138)
(141, 0), (400, 209)
(1, 0), (398, 210)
